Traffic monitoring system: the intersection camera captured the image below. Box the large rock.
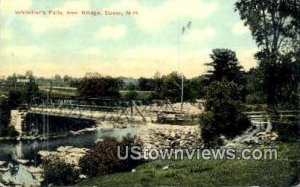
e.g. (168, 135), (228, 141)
(0, 161), (6, 167)
(38, 146), (89, 166)
(241, 131), (278, 145)
(137, 123), (200, 149)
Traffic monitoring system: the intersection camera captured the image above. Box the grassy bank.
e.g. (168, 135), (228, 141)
(79, 142), (300, 186)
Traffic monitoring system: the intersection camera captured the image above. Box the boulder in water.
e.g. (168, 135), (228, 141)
(79, 174), (87, 179)
(0, 161), (6, 167)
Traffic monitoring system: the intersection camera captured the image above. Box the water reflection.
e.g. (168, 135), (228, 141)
(0, 127), (138, 185)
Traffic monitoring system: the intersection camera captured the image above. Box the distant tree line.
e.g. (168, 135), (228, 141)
(0, 71), (39, 136)
(135, 72), (205, 102)
(74, 72), (124, 98)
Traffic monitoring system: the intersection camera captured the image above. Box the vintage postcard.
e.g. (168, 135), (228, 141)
(0, 0), (299, 186)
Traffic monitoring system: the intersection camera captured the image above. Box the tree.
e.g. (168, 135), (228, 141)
(124, 83), (139, 100)
(138, 77), (153, 91)
(245, 67), (266, 104)
(274, 58), (299, 108)
(235, 0), (299, 59)
(24, 78), (39, 103)
(149, 72), (205, 102)
(200, 50), (250, 146)
(0, 99), (10, 131)
(76, 73), (123, 98)
(235, 0), (300, 108)
(125, 82), (137, 91)
(161, 72), (183, 102)
(206, 49), (246, 100)
(206, 49), (246, 85)
(25, 70), (33, 79)
(200, 80), (251, 147)
(0, 91), (22, 136)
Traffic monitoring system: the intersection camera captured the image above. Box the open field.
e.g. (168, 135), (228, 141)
(79, 142), (300, 186)
(39, 86), (77, 97)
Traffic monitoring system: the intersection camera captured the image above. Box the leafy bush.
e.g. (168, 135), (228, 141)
(200, 104), (251, 147)
(200, 80), (251, 147)
(79, 135), (143, 177)
(42, 157), (80, 186)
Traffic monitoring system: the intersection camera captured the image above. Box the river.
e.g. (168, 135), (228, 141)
(0, 127), (138, 186)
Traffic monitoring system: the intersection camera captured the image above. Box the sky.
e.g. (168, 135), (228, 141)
(0, 0), (258, 78)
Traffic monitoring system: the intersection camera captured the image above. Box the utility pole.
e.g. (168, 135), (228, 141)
(180, 72), (184, 113)
(179, 21), (192, 113)
(47, 81), (53, 105)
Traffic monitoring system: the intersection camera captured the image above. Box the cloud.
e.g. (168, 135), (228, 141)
(1, 28), (13, 40)
(117, 46), (211, 77)
(111, 0), (217, 33)
(232, 21), (250, 35)
(15, 1), (91, 33)
(0, 46), (257, 78)
(121, 46), (175, 59)
(81, 47), (101, 55)
(1, 46), (45, 58)
(182, 27), (216, 43)
(95, 25), (127, 40)
(237, 48), (257, 70)
(1, 0), (32, 15)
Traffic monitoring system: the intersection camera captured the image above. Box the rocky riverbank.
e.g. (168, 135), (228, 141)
(0, 161), (43, 186)
(37, 123), (201, 166)
(38, 146), (89, 168)
(137, 123), (200, 149)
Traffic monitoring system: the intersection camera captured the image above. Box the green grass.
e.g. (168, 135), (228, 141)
(39, 86), (77, 97)
(79, 142), (300, 186)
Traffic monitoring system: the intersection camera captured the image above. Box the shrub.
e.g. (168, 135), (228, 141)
(79, 135), (143, 177)
(200, 80), (251, 147)
(42, 156), (80, 186)
(273, 121), (300, 141)
(200, 105), (251, 147)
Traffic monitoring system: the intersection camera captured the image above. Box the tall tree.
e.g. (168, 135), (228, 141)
(235, 0), (300, 129)
(235, 0), (299, 58)
(206, 49), (246, 100)
(206, 49), (245, 85)
(138, 77), (153, 91)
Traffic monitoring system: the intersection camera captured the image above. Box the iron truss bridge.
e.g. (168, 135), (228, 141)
(25, 97), (182, 123)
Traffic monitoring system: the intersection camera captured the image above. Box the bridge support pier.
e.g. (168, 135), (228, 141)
(10, 110), (27, 136)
